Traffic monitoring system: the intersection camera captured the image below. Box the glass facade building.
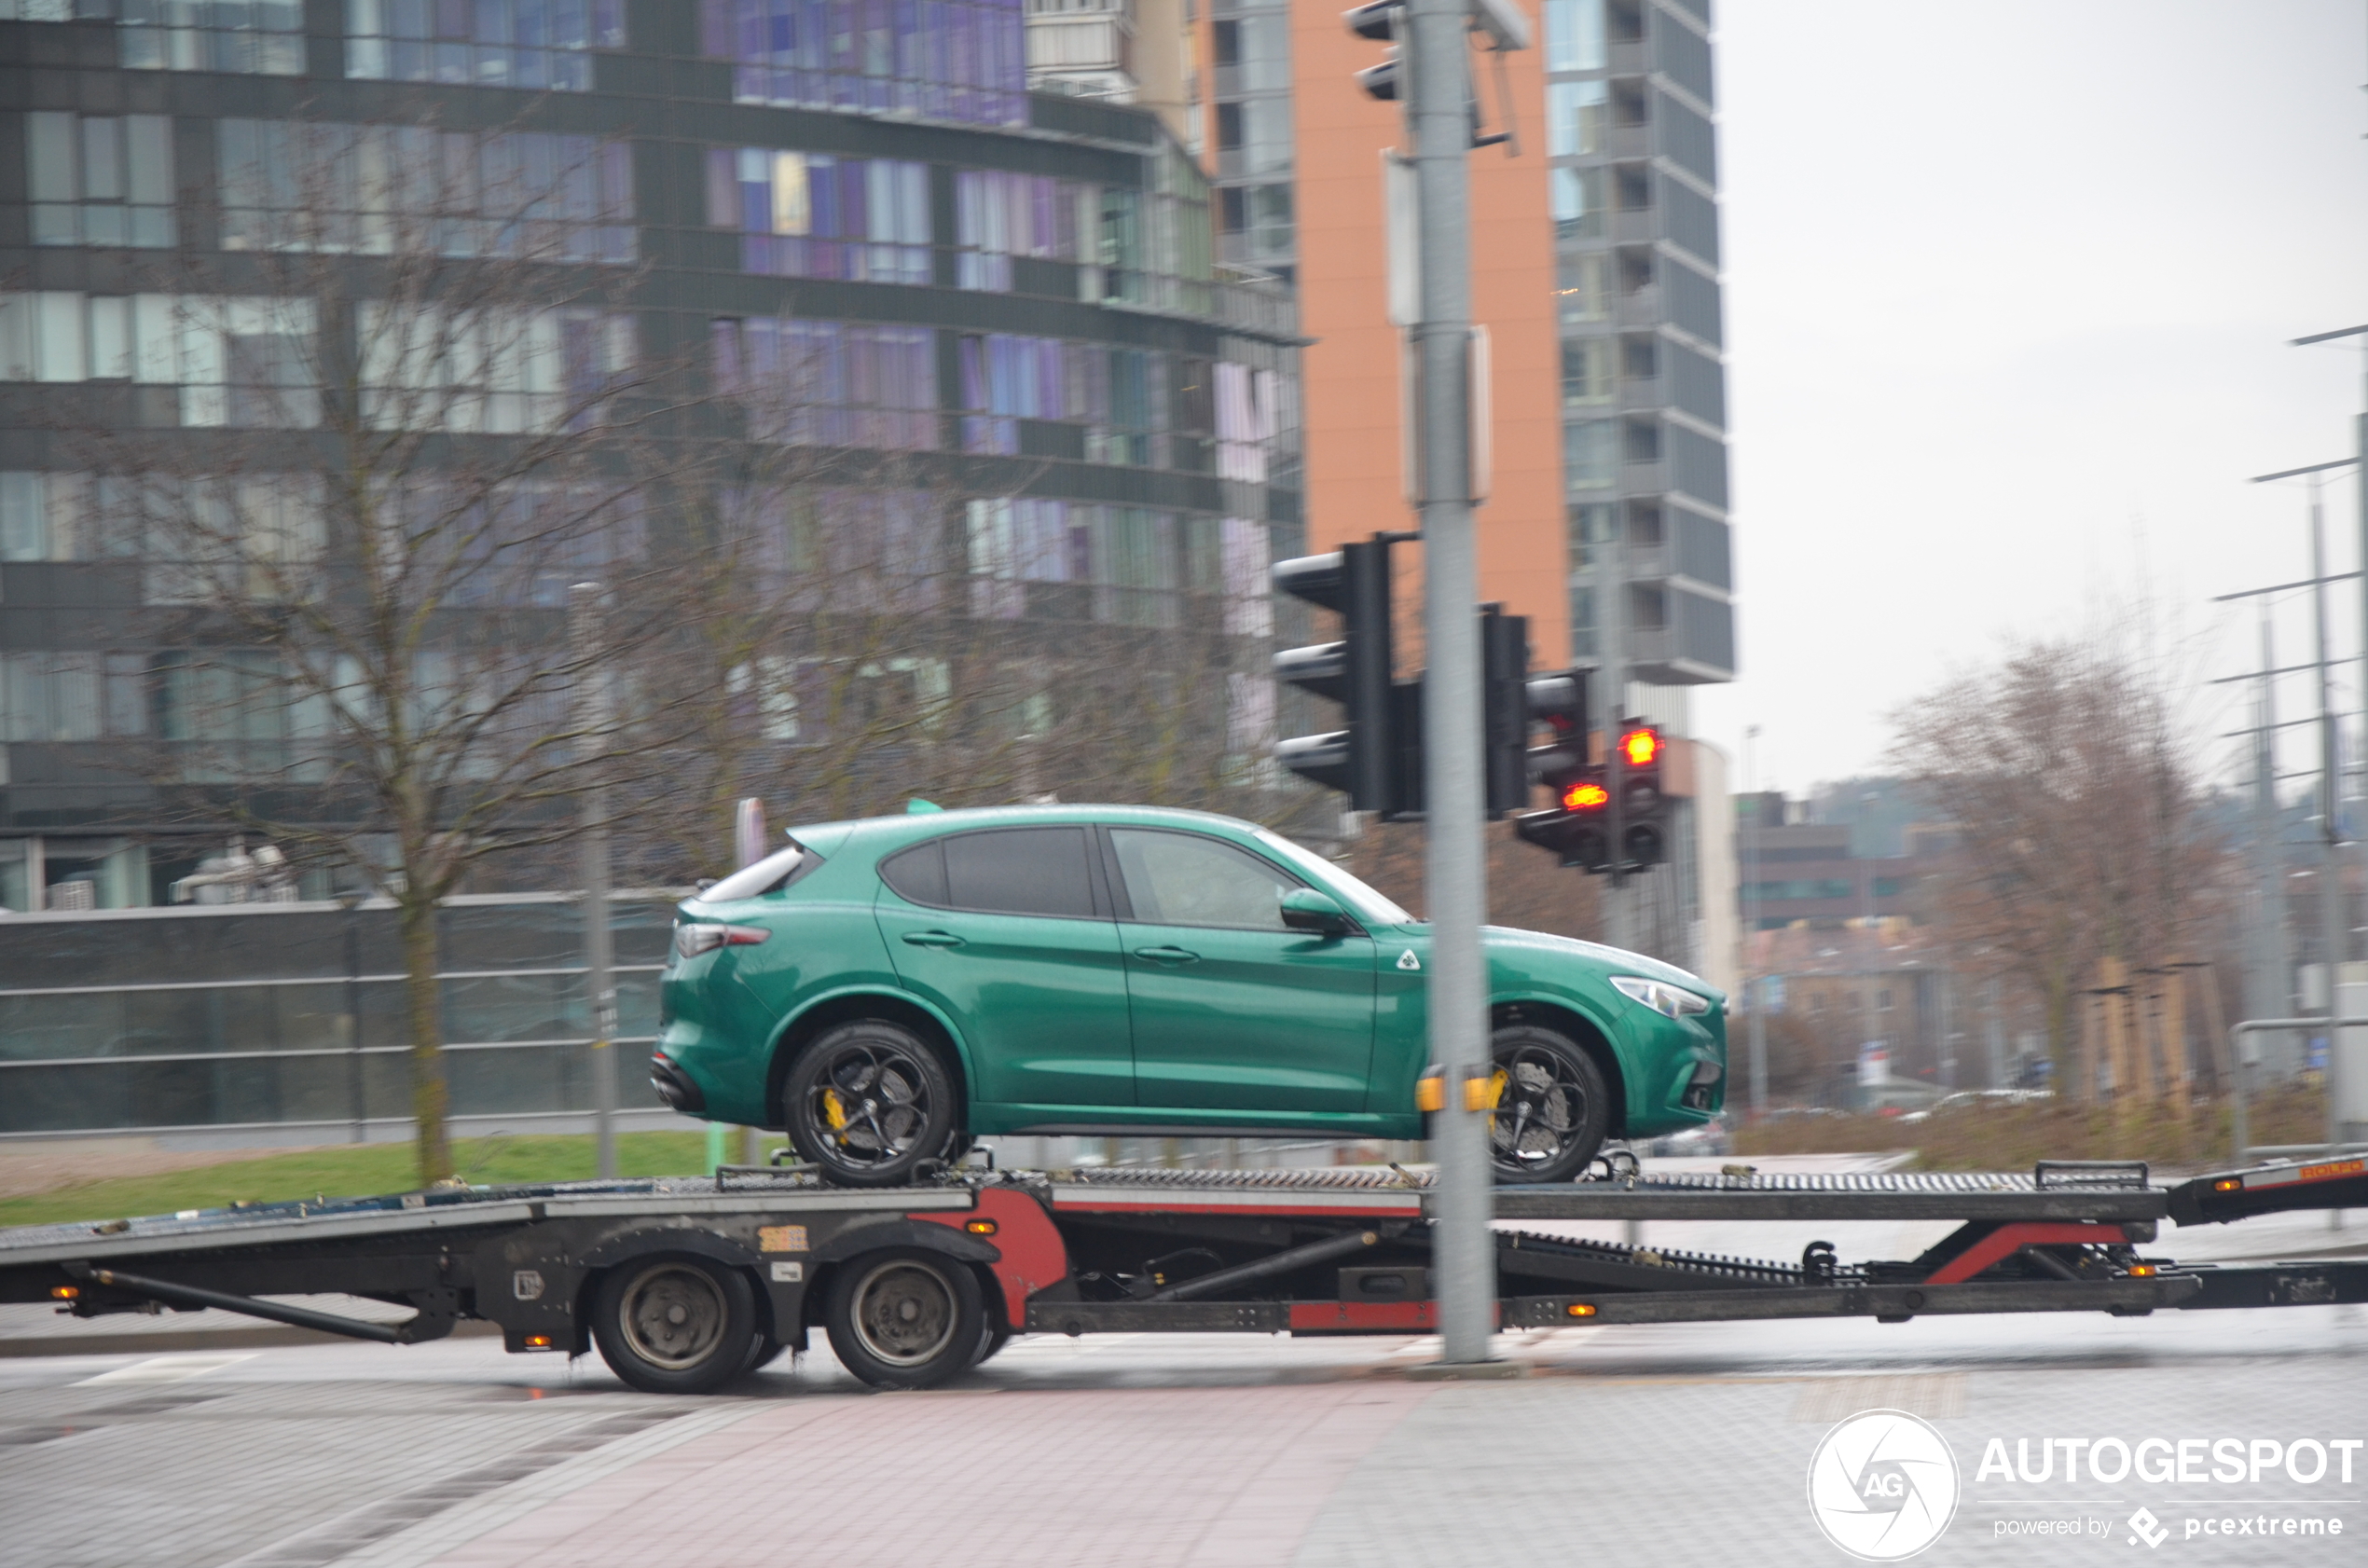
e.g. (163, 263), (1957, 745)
(0, 0), (1298, 1132)
(1551, 0), (1733, 689)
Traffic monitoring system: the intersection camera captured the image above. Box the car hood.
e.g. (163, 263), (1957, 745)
(1476, 925), (1725, 1006)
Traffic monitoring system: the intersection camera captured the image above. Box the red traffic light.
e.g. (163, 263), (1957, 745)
(1618, 727), (1660, 768)
(1563, 780), (1609, 811)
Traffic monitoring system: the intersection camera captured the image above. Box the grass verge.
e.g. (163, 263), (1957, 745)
(0, 1131), (767, 1231)
(1732, 1082), (2332, 1172)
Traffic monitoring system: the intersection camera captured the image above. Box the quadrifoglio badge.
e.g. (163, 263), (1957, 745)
(1809, 1413), (2361, 1558)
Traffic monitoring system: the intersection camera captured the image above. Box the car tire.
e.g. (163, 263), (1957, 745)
(1486, 1025), (1612, 1184)
(823, 1247), (988, 1390)
(589, 1253), (761, 1395)
(783, 1020), (961, 1188)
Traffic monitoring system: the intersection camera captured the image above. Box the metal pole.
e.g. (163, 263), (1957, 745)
(345, 897), (365, 1144)
(1594, 517), (1631, 953)
(2253, 604), (2293, 1032)
(571, 582), (619, 1181)
(1406, 0), (1494, 1369)
(2310, 478), (2348, 1155)
(1744, 724), (1766, 1118)
(2228, 1017), (2368, 1162)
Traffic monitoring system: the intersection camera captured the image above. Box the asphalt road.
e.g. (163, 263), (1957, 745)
(4, 1282), (2364, 1567)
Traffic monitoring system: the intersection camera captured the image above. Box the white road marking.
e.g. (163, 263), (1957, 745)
(74, 1352), (256, 1385)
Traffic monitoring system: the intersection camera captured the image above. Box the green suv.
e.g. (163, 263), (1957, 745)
(653, 805), (1725, 1185)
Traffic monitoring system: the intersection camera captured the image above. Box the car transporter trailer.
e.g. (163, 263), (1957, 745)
(2, 1152), (2363, 1394)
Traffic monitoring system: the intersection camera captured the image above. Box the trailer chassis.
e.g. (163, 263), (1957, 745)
(1, 1153), (2361, 1394)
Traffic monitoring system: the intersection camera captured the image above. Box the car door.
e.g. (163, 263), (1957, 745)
(874, 825), (1135, 1108)
(1107, 826), (1377, 1113)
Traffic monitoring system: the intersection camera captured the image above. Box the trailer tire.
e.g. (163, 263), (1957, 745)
(1486, 1024), (1611, 1184)
(783, 1020), (961, 1188)
(824, 1247), (986, 1390)
(741, 1331), (789, 1374)
(589, 1253), (760, 1395)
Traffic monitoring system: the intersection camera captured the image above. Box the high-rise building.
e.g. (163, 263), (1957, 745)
(1197, 0), (1738, 983)
(0, 0), (1301, 912)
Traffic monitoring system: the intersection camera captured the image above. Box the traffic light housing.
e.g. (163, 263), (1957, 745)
(1343, 1), (1401, 101)
(1273, 537), (1404, 816)
(1480, 606), (1530, 818)
(1615, 722), (1669, 868)
(1512, 667), (1613, 871)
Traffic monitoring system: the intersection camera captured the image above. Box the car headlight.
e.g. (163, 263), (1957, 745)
(1611, 975), (1711, 1019)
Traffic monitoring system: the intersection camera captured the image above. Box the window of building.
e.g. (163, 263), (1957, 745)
(1216, 102), (1245, 151)
(221, 122), (634, 263)
(0, 294), (319, 429)
(1543, 0), (1603, 73)
(1878, 988), (1893, 1011)
(710, 149), (930, 284)
(1546, 80), (1606, 158)
(357, 304), (630, 434)
(711, 317), (940, 452)
(28, 114), (175, 249)
(1563, 418), (1618, 493)
(1623, 417), (1660, 462)
(1212, 19), (1239, 65)
(1566, 501), (1614, 572)
(1552, 167), (1603, 241)
(347, 0), (624, 90)
(703, 0), (1026, 128)
(952, 169), (1093, 290)
(1847, 991), (1863, 1011)
(1246, 183), (1293, 256)
(1561, 337), (1613, 409)
(1810, 992), (1827, 1013)
(3, 0), (307, 75)
(1556, 251), (1607, 326)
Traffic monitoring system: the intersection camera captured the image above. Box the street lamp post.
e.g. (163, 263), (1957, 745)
(1744, 724), (1767, 1119)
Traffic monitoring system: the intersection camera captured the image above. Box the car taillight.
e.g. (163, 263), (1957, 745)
(674, 923), (770, 959)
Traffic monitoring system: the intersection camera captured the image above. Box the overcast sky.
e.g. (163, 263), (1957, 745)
(1692, 0), (2368, 803)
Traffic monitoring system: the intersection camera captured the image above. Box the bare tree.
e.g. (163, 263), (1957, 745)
(55, 107), (692, 1181)
(1888, 632), (2229, 1100)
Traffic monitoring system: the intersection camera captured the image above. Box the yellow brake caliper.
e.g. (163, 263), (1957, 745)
(821, 1089), (850, 1145)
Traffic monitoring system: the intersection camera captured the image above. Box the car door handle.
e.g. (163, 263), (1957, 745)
(1134, 945), (1200, 964)
(901, 930), (965, 948)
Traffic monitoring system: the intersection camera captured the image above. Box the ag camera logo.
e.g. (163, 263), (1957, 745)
(1808, 1409), (1962, 1561)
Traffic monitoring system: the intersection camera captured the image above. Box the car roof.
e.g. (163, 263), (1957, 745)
(800, 802), (1269, 850)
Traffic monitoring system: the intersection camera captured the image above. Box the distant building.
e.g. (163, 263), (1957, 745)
(1736, 789), (1954, 929)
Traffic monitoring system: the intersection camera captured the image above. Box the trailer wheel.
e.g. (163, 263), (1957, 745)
(783, 1021), (961, 1188)
(824, 1247), (986, 1390)
(590, 1254), (759, 1395)
(741, 1331), (789, 1374)
(1486, 1025), (1611, 1184)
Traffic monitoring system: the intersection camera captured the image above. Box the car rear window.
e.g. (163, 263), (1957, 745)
(882, 828), (1099, 919)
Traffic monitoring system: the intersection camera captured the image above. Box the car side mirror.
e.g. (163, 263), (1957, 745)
(1280, 887), (1351, 937)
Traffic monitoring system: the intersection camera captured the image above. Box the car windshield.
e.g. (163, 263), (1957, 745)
(1249, 828), (1417, 927)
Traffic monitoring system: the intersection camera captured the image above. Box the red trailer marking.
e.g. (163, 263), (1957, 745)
(1288, 1300), (1439, 1332)
(911, 1188), (1069, 1328)
(1922, 1221), (2129, 1286)
(1051, 1201), (1425, 1220)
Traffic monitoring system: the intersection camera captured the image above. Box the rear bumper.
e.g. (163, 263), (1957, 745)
(649, 1052), (707, 1114)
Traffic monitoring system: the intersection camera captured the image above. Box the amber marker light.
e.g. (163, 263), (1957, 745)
(1566, 1302), (1598, 1318)
(2212, 1178), (2242, 1192)
(965, 1218), (999, 1236)
(49, 1286), (77, 1300)
(2127, 1264), (2157, 1277)
(522, 1334), (555, 1349)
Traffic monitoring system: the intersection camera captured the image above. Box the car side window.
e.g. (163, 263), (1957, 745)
(884, 828), (1100, 919)
(1109, 829), (1298, 931)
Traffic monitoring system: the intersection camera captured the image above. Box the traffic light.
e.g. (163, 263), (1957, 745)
(1273, 537), (1403, 815)
(1615, 722), (1669, 868)
(1343, 0), (1401, 101)
(1480, 606), (1530, 818)
(1512, 667), (1613, 871)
